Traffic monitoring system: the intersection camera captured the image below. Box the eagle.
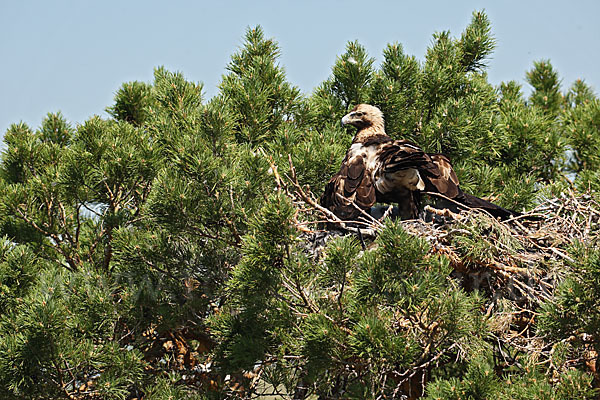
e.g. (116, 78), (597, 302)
(320, 104), (517, 221)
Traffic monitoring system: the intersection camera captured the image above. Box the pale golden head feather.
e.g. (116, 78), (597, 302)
(341, 104), (387, 142)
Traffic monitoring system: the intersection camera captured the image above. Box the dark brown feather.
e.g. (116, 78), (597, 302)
(321, 155), (375, 220)
(362, 134), (393, 147)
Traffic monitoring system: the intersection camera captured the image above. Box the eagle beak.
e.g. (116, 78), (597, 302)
(341, 114), (350, 126)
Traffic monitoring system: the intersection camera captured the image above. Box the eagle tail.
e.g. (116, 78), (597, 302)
(458, 192), (519, 220)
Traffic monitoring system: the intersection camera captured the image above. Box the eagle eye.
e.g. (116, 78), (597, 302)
(354, 111), (364, 117)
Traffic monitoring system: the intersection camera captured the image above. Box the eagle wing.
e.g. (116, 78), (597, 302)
(421, 153), (461, 198)
(401, 149), (517, 219)
(379, 140), (432, 174)
(376, 141), (461, 199)
(321, 154), (376, 220)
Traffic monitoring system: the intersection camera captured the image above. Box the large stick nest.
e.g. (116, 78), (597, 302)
(266, 155), (600, 379)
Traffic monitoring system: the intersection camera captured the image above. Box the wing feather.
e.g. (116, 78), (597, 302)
(379, 142), (431, 173)
(377, 141), (461, 199)
(321, 155), (375, 220)
(423, 154), (460, 198)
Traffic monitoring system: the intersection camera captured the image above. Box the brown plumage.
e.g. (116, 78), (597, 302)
(321, 104), (517, 220)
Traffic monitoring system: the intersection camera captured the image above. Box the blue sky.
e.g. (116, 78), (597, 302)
(1, 1), (599, 137)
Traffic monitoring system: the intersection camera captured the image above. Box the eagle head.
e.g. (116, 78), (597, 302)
(341, 104), (385, 130)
